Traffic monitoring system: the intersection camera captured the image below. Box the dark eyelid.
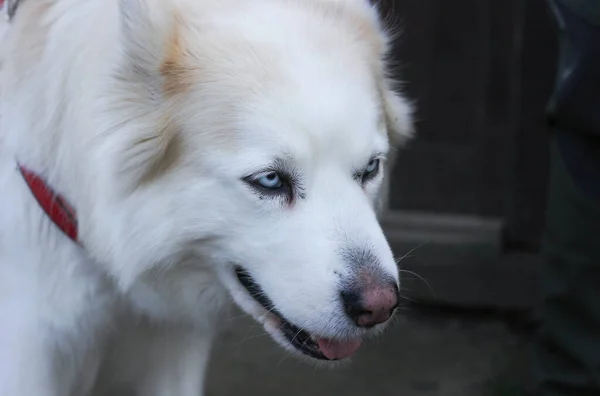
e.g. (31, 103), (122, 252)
(242, 158), (305, 202)
(372, 152), (386, 161)
(269, 159), (305, 197)
(358, 157), (382, 185)
(243, 159), (289, 181)
(354, 154), (384, 180)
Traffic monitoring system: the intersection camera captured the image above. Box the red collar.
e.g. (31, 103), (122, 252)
(19, 165), (79, 243)
(6, 2), (75, 240)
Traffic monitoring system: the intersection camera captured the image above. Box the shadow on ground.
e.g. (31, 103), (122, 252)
(206, 306), (533, 396)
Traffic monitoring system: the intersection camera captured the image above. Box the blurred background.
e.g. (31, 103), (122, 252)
(207, 1), (558, 394)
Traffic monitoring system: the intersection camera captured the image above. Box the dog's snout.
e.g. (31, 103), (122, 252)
(341, 282), (399, 328)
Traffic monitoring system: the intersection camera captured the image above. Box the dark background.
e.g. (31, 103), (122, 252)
(375, 0), (559, 310)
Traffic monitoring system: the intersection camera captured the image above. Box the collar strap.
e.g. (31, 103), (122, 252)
(19, 165), (79, 243)
(1, 0), (20, 21)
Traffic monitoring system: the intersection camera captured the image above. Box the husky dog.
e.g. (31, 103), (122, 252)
(0, 0), (414, 394)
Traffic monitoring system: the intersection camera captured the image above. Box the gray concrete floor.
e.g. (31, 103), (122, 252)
(206, 307), (531, 396)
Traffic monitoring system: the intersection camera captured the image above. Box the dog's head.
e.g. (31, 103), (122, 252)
(91, 0), (414, 361)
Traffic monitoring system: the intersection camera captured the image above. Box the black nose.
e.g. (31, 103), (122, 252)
(341, 283), (399, 328)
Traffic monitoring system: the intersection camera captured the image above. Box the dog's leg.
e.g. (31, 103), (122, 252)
(0, 320), (107, 396)
(95, 320), (215, 396)
(0, 324), (61, 396)
(136, 326), (214, 396)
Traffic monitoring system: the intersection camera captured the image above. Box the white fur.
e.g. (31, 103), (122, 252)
(0, 0), (414, 394)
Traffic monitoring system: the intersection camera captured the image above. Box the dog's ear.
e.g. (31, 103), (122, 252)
(108, 0), (182, 190)
(119, 0), (175, 83)
(375, 79), (414, 214)
(381, 79), (414, 148)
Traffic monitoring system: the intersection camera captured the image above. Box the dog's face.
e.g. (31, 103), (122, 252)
(93, 0), (413, 362)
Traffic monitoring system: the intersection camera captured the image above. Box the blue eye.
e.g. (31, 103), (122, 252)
(360, 158), (380, 184)
(256, 172), (283, 189)
(365, 159), (380, 175)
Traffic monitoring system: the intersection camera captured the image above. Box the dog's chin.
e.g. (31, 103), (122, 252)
(219, 265), (364, 362)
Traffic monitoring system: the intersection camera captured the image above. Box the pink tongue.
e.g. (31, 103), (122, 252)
(317, 338), (363, 360)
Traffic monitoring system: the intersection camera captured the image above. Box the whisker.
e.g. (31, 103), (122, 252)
(398, 294), (418, 304)
(238, 331), (275, 343)
(226, 312), (250, 322)
(233, 302), (282, 350)
(289, 328), (304, 345)
(398, 269), (435, 297)
(394, 241), (430, 264)
(277, 352), (291, 367)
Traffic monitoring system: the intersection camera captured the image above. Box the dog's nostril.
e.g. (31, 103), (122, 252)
(341, 284), (399, 328)
(340, 289), (364, 321)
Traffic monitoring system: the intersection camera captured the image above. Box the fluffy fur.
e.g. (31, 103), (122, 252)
(0, 0), (414, 395)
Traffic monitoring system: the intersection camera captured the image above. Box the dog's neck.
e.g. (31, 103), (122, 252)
(0, 1), (151, 275)
(1, 0), (119, 205)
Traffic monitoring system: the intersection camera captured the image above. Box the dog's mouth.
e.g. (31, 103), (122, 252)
(234, 266), (362, 361)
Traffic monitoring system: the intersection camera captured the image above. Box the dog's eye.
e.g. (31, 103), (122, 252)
(255, 172), (283, 189)
(361, 159), (381, 184)
(243, 163), (298, 204)
(365, 159), (379, 174)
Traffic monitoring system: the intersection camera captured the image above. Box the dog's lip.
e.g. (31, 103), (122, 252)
(268, 314), (330, 360)
(234, 266), (363, 361)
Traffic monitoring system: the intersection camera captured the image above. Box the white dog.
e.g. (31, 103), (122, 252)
(0, 0), (414, 394)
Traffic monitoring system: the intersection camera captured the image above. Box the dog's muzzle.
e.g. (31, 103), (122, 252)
(234, 266), (363, 361)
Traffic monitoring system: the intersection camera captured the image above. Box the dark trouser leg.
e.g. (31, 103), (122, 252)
(532, 131), (600, 395)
